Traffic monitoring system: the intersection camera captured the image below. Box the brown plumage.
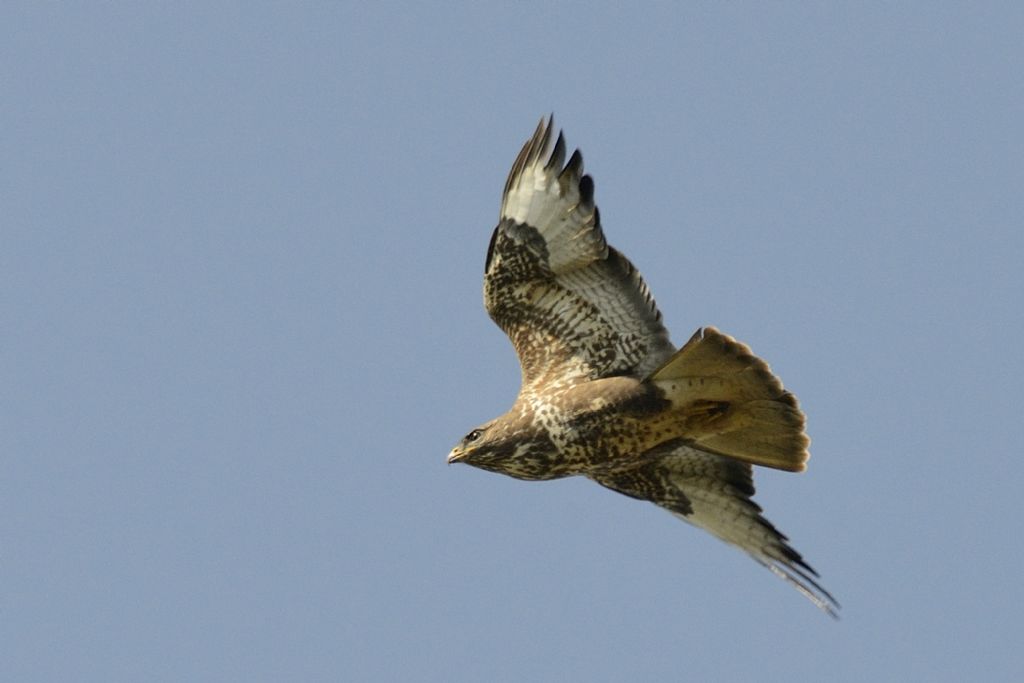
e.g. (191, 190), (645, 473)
(448, 117), (838, 617)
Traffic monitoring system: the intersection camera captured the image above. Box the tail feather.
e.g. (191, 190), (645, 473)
(649, 327), (809, 472)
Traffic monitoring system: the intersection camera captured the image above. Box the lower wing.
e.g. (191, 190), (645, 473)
(590, 439), (839, 618)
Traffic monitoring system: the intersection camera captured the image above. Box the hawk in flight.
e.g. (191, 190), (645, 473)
(448, 117), (838, 617)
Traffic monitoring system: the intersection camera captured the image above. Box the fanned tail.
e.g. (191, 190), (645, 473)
(649, 326), (809, 472)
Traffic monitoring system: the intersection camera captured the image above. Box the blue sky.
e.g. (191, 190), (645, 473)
(3, 3), (1022, 681)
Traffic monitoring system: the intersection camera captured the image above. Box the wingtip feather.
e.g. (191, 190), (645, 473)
(763, 559), (841, 619)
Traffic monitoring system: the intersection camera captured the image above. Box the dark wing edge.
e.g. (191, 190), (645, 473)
(591, 441), (840, 618)
(483, 116), (674, 387)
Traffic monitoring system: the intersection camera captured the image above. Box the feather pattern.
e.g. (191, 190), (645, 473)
(591, 440), (839, 618)
(485, 116), (674, 391)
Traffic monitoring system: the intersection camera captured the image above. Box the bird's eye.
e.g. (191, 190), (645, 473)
(465, 429), (483, 443)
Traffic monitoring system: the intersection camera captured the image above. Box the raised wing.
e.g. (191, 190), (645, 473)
(591, 440), (839, 617)
(484, 117), (674, 392)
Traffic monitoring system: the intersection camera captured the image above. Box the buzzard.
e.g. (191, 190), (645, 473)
(448, 117), (838, 617)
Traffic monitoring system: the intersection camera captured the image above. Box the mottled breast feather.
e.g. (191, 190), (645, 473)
(484, 116), (674, 393)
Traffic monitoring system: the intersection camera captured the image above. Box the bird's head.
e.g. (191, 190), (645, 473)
(447, 420), (503, 468)
(447, 417), (564, 481)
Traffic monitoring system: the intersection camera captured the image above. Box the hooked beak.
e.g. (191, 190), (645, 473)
(447, 447), (468, 465)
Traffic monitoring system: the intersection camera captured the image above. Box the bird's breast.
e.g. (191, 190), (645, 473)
(540, 377), (675, 473)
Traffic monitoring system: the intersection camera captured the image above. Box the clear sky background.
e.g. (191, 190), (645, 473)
(3, 3), (1022, 681)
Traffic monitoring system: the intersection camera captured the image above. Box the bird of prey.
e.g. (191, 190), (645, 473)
(448, 117), (838, 617)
